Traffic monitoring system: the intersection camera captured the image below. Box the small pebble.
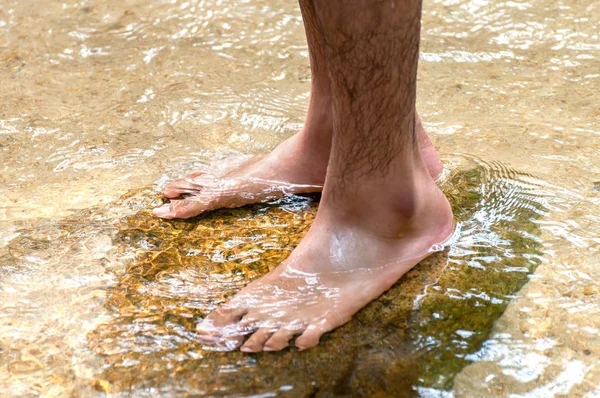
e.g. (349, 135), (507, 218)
(583, 287), (598, 296)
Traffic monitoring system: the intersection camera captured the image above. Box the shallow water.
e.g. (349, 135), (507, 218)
(0, 0), (599, 396)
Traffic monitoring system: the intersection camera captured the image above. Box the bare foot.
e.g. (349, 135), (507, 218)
(195, 174), (454, 351)
(153, 113), (442, 219)
(153, 131), (330, 219)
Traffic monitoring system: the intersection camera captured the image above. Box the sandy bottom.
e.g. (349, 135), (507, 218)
(0, 0), (598, 396)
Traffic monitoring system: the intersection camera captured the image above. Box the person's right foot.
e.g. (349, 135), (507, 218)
(153, 112), (443, 220)
(195, 155), (454, 352)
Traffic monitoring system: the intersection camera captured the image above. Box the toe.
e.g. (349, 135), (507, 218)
(206, 306), (249, 327)
(240, 328), (274, 353)
(162, 178), (203, 199)
(295, 315), (350, 351)
(162, 170), (210, 198)
(294, 324), (322, 351)
(187, 170), (205, 179)
(170, 198), (208, 218)
(218, 334), (246, 351)
(196, 306), (248, 342)
(153, 198), (208, 219)
(263, 327), (298, 352)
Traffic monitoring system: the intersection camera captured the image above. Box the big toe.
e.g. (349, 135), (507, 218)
(153, 198), (209, 219)
(196, 306), (248, 343)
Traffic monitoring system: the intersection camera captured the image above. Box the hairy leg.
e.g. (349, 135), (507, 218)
(153, 0), (442, 220)
(195, 0), (453, 352)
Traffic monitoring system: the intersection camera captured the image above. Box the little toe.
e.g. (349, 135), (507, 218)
(240, 328), (274, 353)
(263, 327), (298, 352)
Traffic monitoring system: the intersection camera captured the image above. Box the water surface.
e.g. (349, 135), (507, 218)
(0, 0), (598, 396)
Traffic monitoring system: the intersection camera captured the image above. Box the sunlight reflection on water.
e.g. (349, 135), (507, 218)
(0, 0), (599, 396)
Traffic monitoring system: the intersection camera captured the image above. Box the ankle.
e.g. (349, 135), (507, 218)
(324, 178), (426, 217)
(293, 96), (333, 166)
(320, 165), (451, 237)
(272, 131), (329, 183)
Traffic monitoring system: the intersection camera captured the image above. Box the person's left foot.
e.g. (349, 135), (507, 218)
(196, 172), (454, 352)
(153, 112), (442, 219)
(152, 139), (329, 219)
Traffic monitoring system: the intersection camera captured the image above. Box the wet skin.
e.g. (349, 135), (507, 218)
(154, 0), (454, 352)
(194, 185), (453, 352)
(153, 113), (443, 220)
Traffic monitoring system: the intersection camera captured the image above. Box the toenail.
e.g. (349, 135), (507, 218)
(197, 335), (217, 343)
(240, 346), (254, 353)
(196, 331), (219, 343)
(153, 205), (172, 217)
(263, 346), (277, 352)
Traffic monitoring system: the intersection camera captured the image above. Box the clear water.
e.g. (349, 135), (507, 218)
(0, 0), (598, 396)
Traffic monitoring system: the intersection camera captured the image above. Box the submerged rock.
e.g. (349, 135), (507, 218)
(85, 156), (547, 396)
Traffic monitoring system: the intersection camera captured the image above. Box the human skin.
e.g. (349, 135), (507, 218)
(155, 0), (454, 352)
(152, 0), (443, 220)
